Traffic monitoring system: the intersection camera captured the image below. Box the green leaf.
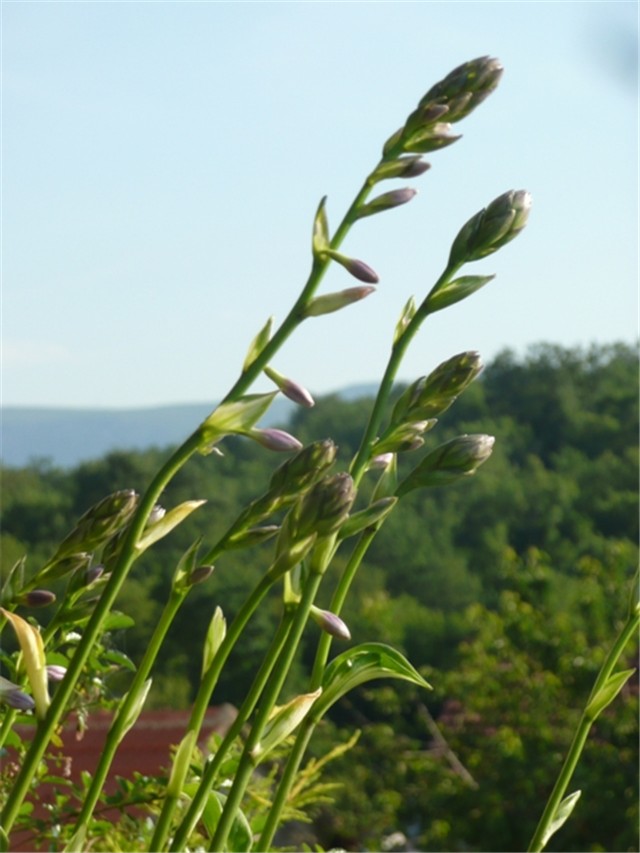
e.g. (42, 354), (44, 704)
(200, 392), (278, 445)
(63, 825), (87, 853)
(312, 195), (330, 256)
(540, 790), (582, 849)
(166, 730), (198, 797)
(118, 678), (153, 739)
(314, 643), (431, 718)
(425, 274), (495, 313)
(585, 669), (636, 720)
(393, 296), (416, 343)
(136, 501), (206, 553)
(101, 649), (136, 672)
(102, 611), (135, 631)
(243, 315), (274, 371)
(252, 688), (322, 761)
(202, 606), (226, 677)
(197, 790), (253, 852)
(172, 538), (203, 591)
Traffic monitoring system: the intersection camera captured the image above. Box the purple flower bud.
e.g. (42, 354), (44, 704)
(46, 665), (67, 682)
(85, 564), (105, 585)
(356, 188), (417, 220)
(0, 676), (35, 712)
(321, 248), (379, 283)
(369, 156), (431, 183)
(187, 565), (215, 587)
(264, 366), (315, 408)
(304, 286), (376, 318)
(249, 428), (303, 453)
(20, 589), (56, 608)
(310, 606), (351, 641)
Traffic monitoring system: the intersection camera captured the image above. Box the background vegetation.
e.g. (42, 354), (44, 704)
(1, 342), (638, 852)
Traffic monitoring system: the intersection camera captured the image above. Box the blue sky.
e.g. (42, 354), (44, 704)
(2, 1), (637, 408)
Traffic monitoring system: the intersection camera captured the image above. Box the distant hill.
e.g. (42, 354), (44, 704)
(1, 385), (377, 469)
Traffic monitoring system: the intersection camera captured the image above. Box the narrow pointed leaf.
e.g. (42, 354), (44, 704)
(200, 392), (278, 443)
(166, 730), (198, 797)
(202, 607), (226, 677)
(585, 669), (636, 720)
(312, 196), (330, 256)
(251, 689), (322, 761)
(136, 501), (206, 553)
(315, 643), (431, 718)
(540, 790), (582, 849)
(118, 678), (153, 739)
(243, 316), (274, 371)
(425, 275), (495, 313)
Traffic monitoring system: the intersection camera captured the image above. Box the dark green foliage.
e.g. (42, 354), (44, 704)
(1, 342), (638, 851)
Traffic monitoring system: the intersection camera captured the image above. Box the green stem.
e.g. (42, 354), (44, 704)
(349, 263), (459, 485)
(150, 570), (277, 851)
(0, 430), (204, 835)
(71, 587), (188, 835)
(209, 570), (323, 852)
(169, 612), (295, 851)
(258, 529), (378, 851)
(527, 607), (640, 853)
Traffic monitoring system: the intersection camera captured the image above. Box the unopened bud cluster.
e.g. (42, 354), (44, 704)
(397, 434), (495, 495)
(54, 490), (139, 560)
(448, 190), (532, 267)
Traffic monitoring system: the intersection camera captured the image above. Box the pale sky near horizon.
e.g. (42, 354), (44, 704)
(2, 1), (638, 409)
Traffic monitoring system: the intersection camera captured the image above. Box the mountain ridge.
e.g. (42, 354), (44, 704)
(1, 384), (378, 469)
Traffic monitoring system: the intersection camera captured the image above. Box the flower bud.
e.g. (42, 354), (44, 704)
(148, 504), (166, 525)
(0, 675), (35, 712)
(187, 565), (215, 587)
(294, 472), (357, 538)
(369, 156), (430, 183)
(448, 190), (532, 268)
(323, 250), (379, 283)
(373, 420), (437, 455)
(310, 606), (351, 641)
(355, 188), (417, 219)
(367, 453), (394, 471)
(226, 524), (281, 549)
(391, 351), (483, 424)
(304, 286), (375, 318)
(396, 434), (495, 495)
(418, 56), (504, 123)
(268, 439), (338, 497)
(46, 665), (67, 682)
(402, 122), (461, 154)
(248, 427), (303, 453)
(264, 366), (315, 408)
(18, 589), (56, 608)
(54, 490), (139, 559)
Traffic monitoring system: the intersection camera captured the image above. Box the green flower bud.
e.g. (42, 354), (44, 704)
(448, 190), (532, 267)
(373, 420), (437, 455)
(304, 286), (376, 317)
(418, 56), (504, 123)
(54, 490), (139, 559)
(402, 122), (461, 154)
(268, 439), (338, 496)
(391, 351), (483, 423)
(225, 524), (280, 549)
(294, 472), (357, 538)
(396, 434), (495, 495)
